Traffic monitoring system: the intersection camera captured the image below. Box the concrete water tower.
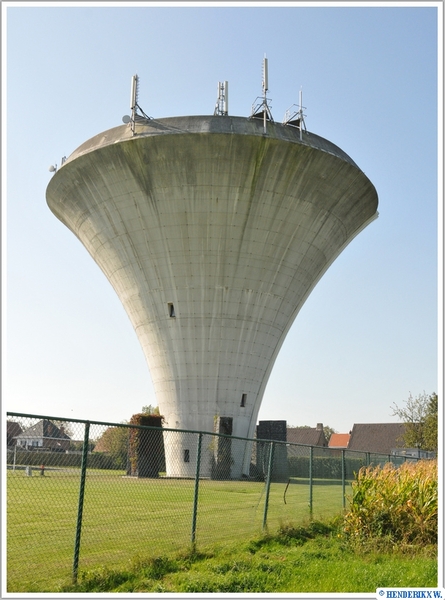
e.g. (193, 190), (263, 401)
(46, 70), (378, 477)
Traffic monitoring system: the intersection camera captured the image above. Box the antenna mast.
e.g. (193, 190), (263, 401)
(251, 55), (273, 133)
(214, 81), (229, 116)
(283, 86), (307, 140)
(123, 74), (151, 135)
(130, 74), (139, 123)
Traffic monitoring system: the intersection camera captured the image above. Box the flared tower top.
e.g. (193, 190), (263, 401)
(59, 115), (364, 174)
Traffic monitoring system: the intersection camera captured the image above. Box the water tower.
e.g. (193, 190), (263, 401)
(46, 70), (378, 477)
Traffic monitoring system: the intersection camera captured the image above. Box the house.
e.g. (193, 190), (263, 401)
(347, 423), (406, 455)
(14, 419), (71, 452)
(328, 433), (350, 449)
(390, 447), (436, 460)
(7, 421), (23, 447)
(286, 423), (327, 447)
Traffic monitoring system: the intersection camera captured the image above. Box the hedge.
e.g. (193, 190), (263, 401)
(7, 449), (121, 470)
(288, 455), (367, 480)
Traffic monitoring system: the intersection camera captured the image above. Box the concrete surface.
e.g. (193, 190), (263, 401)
(46, 115), (378, 477)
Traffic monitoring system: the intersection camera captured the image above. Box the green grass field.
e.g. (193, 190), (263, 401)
(63, 528), (438, 593)
(7, 468), (349, 592)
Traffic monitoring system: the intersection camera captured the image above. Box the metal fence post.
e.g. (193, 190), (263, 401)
(262, 441), (275, 531)
(341, 449), (346, 510)
(72, 421), (90, 584)
(191, 433), (202, 548)
(308, 446), (313, 517)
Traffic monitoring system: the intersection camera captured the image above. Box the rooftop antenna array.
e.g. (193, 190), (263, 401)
(251, 55), (273, 133)
(122, 74), (151, 135)
(283, 87), (307, 140)
(214, 81), (229, 116)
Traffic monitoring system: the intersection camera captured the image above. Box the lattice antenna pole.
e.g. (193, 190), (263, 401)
(130, 74), (139, 135)
(262, 56), (268, 134)
(298, 87), (307, 141)
(214, 81), (229, 116)
(282, 86), (307, 139)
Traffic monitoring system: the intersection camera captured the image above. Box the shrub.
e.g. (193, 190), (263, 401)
(128, 414), (165, 477)
(343, 460), (437, 549)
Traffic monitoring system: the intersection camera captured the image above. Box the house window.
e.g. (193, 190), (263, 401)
(168, 303), (175, 318)
(184, 449), (190, 463)
(240, 394), (247, 408)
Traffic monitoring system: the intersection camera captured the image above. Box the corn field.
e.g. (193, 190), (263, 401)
(343, 460), (438, 548)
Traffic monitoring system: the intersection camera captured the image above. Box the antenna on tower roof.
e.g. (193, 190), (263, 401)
(251, 54), (273, 133)
(283, 86), (307, 140)
(262, 55), (269, 94)
(122, 74), (151, 135)
(130, 74), (139, 114)
(214, 81), (229, 116)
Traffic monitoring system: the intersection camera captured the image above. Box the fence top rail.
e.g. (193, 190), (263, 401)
(6, 411), (421, 462)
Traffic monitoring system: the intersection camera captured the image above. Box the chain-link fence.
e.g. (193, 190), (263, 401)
(6, 412), (415, 592)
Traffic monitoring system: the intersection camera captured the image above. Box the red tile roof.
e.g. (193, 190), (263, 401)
(328, 433), (350, 448)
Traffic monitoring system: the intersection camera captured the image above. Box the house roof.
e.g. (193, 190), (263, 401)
(15, 419), (71, 441)
(328, 433), (350, 448)
(7, 421), (23, 443)
(347, 423), (406, 454)
(287, 426), (327, 447)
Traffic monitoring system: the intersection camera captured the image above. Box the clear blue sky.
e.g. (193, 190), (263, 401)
(3, 2), (442, 434)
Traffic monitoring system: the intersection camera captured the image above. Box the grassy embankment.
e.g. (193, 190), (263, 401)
(61, 520), (437, 593)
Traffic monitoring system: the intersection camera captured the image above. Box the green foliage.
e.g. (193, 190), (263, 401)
(141, 405), (160, 415)
(93, 426), (129, 469)
(7, 448), (121, 469)
(323, 426), (337, 443)
(343, 460), (438, 550)
(424, 393), (438, 451)
(128, 414), (165, 476)
(288, 455), (366, 479)
(62, 521), (437, 593)
(391, 392), (438, 451)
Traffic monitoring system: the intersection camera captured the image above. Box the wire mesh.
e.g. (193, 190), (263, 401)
(6, 417), (88, 592)
(6, 412), (422, 592)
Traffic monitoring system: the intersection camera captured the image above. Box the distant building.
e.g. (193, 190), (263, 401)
(7, 421), (23, 447)
(328, 433), (350, 450)
(287, 423), (327, 447)
(347, 423), (406, 455)
(14, 419), (71, 452)
(390, 447), (436, 460)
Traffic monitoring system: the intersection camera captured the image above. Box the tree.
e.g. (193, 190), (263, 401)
(141, 404), (160, 415)
(391, 392), (438, 451)
(94, 426), (129, 469)
(323, 426), (337, 444)
(424, 393), (438, 451)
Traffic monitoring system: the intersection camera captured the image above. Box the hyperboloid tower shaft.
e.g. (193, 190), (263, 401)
(46, 115), (378, 477)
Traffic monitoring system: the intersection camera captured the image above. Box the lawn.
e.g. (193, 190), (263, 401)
(7, 469), (348, 592)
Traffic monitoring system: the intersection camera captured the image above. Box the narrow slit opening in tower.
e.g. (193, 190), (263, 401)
(240, 393), (247, 408)
(168, 303), (175, 318)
